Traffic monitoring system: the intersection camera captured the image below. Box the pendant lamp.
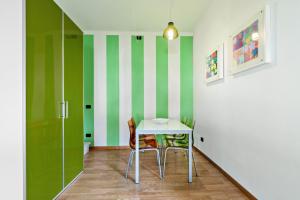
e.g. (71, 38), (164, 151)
(163, 0), (179, 40)
(163, 22), (179, 40)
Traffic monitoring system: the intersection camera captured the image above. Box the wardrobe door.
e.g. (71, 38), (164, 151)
(26, 0), (63, 199)
(63, 14), (84, 186)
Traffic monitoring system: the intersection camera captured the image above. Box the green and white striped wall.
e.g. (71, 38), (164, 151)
(85, 32), (193, 146)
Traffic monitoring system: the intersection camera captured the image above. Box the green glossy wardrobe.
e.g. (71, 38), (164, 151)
(26, 0), (83, 199)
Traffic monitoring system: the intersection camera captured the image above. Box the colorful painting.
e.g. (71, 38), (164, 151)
(205, 44), (224, 83)
(230, 6), (271, 74)
(233, 20), (259, 66)
(206, 50), (218, 79)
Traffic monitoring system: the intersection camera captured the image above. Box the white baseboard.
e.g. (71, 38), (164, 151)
(84, 142), (91, 155)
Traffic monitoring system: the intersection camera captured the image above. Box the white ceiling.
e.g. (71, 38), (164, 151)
(54, 0), (210, 32)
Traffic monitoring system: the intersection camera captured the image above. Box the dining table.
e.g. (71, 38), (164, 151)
(135, 119), (193, 184)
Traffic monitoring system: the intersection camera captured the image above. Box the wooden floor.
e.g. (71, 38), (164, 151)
(58, 149), (249, 200)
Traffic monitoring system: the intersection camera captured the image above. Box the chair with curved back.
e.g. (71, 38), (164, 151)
(125, 118), (162, 179)
(163, 118), (198, 177)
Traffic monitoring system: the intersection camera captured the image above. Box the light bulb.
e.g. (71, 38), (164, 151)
(167, 30), (174, 40)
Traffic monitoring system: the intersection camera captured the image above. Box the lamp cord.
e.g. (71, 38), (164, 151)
(169, 0), (174, 22)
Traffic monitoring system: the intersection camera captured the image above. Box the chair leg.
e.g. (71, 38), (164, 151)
(192, 152), (198, 177)
(156, 149), (162, 179)
(159, 147), (164, 166)
(125, 150), (134, 179)
(156, 149), (160, 166)
(159, 137), (165, 165)
(130, 150), (134, 167)
(163, 148), (169, 178)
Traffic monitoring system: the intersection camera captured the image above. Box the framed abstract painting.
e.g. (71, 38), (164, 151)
(205, 44), (224, 83)
(229, 5), (271, 74)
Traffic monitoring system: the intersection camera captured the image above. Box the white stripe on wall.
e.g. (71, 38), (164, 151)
(144, 33), (156, 120)
(168, 38), (180, 120)
(119, 33), (132, 146)
(94, 33), (107, 146)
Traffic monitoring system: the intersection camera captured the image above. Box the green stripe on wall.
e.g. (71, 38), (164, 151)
(132, 36), (144, 124)
(83, 35), (94, 146)
(106, 35), (119, 146)
(156, 36), (168, 118)
(180, 36), (193, 121)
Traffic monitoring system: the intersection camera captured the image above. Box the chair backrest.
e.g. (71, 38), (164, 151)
(128, 118), (136, 148)
(181, 117), (188, 125)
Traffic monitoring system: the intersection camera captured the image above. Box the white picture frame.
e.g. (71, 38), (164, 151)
(205, 44), (224, 83)
(229, 5), (271, 75)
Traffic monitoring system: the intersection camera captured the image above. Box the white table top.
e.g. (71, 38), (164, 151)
(136, 119), (192, 134)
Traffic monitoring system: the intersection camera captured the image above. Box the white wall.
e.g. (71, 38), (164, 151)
(193, 0), (300, 199)
(0, 0), (25, 199)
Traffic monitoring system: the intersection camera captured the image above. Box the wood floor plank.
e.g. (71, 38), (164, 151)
(57, 149), (249, 200)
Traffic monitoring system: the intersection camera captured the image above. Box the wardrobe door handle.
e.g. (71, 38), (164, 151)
(59, 102), (65, 118)
(65, 101), (69, 119)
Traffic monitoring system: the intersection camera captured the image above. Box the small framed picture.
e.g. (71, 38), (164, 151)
(205, 44), (224, 83)
(229, 5), (271, 74)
